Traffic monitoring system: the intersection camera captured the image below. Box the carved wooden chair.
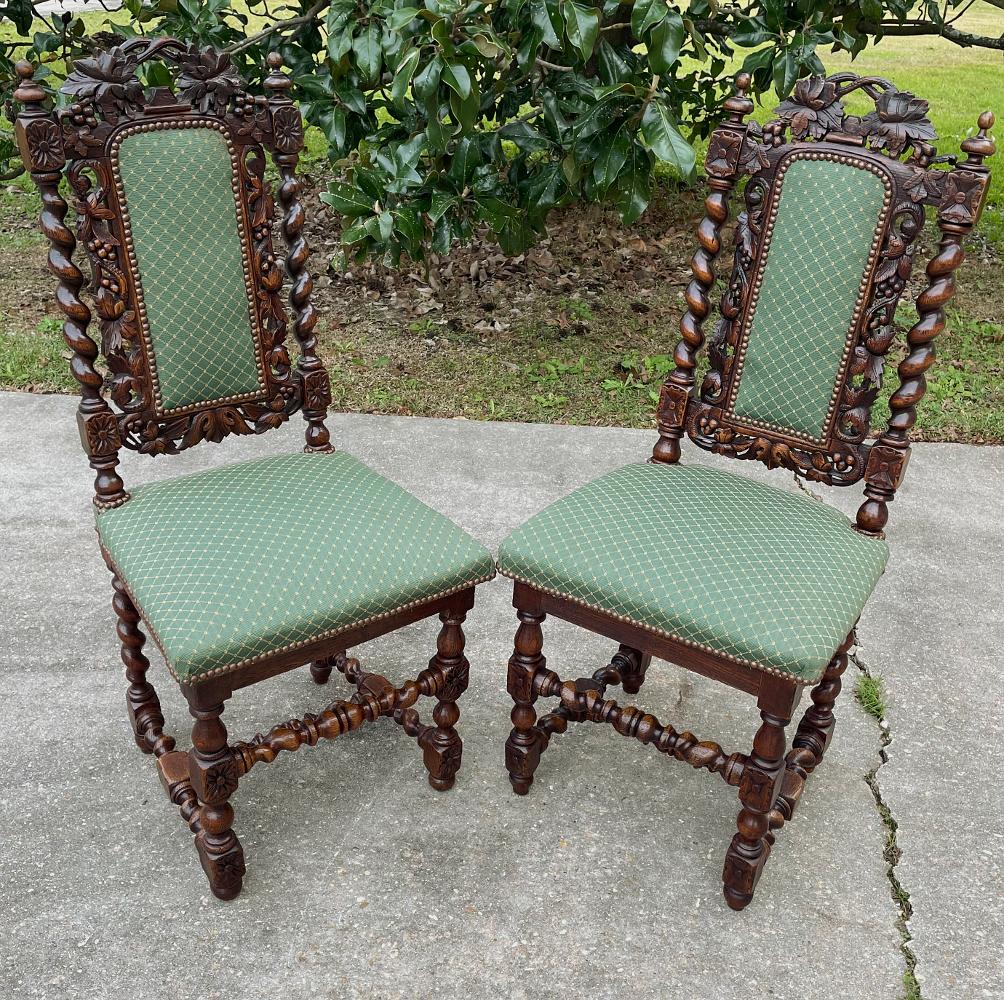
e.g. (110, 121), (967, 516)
(14, 41), (495, 900)
(499, 72), (995, 909)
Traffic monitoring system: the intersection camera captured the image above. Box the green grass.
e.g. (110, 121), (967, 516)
(855, 672), (889, 721)
(0, 318), (76, 392)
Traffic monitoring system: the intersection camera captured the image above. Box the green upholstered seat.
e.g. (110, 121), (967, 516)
(497, 462), (888, 683)
(97, 452), (495, 683)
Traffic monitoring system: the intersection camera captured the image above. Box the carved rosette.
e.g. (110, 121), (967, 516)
(657, 381), (690, 432)
(196, 756), (240, 803)
(22, 118), (65, 171)
(81, 410), (122, 456)
(938, 170), (990, 227)
(864, 444), (910, 492)
(303, 369), (332, 411)
(270, 105), (304, 153)
(705, 130), (743, 178)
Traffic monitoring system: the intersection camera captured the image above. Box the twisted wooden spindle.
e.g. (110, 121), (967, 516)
(857, 109), (995, 535)
(265, 52), (332, 454)
(652, 72), (752, 464)
(15, 61), (128, 507)
(111, 573), (173, 757)
(535, 668), (744, 785)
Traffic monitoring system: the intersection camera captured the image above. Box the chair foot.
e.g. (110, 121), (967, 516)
(309, 653), (340, 685)
(420, 609), (469, 791)
(505, 603), (547, 795)
(186, 695), (245, 900)
(614, 644), (652, 696)
(722, 678), (798, 910)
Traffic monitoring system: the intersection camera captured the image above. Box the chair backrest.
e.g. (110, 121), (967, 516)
(14, 40), (333, 509)
(652, 71), (995, 536)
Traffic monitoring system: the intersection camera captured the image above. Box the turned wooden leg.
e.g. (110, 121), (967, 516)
(792, 632), (853, 774)
(186, 692), (245, 900)
(723, 677), (800, 910)
(505, 589), (547, 795)
(419, 608), (469, 791)
(614, 644), (652, 696)
(309, 651), (342, 685)
(111, 574), (173, 756)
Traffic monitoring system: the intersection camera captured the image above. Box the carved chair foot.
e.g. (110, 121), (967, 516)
(505, 727), (544, 795)
(186, 694), (245, 901)
(723, 834), (773, 911)
(309, 655), (336, 685)
(194, 830), (246, 901)
(505, 599), (548, 795)
(420, 716), (462, 791)
(420, 610), (469, 791)
(722, 680), (798, 910)
(614, 644), (652, 696)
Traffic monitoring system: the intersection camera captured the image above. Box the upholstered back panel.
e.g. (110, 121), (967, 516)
(728, 156), (889, 440)
(115, 123), (264, 412)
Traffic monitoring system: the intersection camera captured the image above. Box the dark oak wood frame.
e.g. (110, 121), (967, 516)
(15, 41), (481, 900)
(504, 72), (995, 909)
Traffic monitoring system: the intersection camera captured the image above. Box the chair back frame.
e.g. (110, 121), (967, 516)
(652, 71), (995, 536)
(14, 40), (333, 510)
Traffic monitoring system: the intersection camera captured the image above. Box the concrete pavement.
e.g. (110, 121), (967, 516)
(1, 392), (1000, 999)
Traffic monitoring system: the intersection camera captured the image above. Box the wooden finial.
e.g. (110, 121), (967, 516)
(961, 109), (995, 166)
(724, 72), (754, 123)
(14, 60), (45, 106)
(264, 51), (291, 95)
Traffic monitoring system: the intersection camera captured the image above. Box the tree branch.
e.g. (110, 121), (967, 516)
(875, 19), (1004, 49)
(224, 0), (330, 55)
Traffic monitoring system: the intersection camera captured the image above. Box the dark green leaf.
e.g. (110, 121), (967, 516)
(592, 129), (631, 192)
(498, 120), (552, 153)
(641, 100), (696, 176)
(353, 23), (382, 85)
(631, 0), (668, 38)
(442, 61), (472, 100)
(648, 11), (686, 75)
(321, 181), (375, 217)
(564, 2), (601, 61)
(391, 47), (421, 106)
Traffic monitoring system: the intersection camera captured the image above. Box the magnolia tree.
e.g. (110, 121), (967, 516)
(2, 0), (1000, 261)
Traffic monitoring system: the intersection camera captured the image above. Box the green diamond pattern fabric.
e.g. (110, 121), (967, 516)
(116, 126), (263, 411)
(497, 462), (888, 682)
(731, 157), (887, 439)
(96, 451), (495, 682)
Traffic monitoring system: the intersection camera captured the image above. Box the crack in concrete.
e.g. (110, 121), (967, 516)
(850, 646), (921, 1000)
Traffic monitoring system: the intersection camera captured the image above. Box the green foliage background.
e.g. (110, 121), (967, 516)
(0, 0), (995, 261)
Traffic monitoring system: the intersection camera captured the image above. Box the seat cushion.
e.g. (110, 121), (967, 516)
(497, 462), (888, 683)
(97, 451), (495, 683)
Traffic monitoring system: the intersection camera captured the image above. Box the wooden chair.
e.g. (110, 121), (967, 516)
(498, 71), (995, 909)
(14, 41), (495, 900)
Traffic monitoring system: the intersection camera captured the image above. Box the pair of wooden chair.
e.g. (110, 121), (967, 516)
(15, 42), (994, 909)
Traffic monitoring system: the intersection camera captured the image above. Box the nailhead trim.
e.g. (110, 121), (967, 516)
(109, 117), (269, 418)
(499, 567), (844, 686)
(99, 542), (496, 686)
(723, 148), (894, 446)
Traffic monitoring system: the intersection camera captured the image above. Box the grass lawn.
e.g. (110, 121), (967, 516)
(1, 2), (1002, 443)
